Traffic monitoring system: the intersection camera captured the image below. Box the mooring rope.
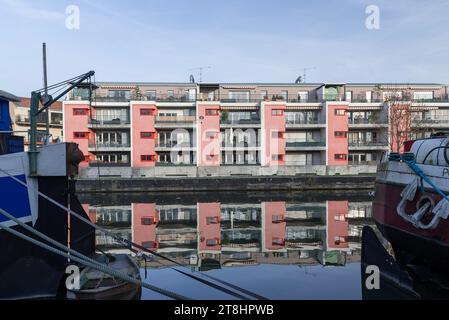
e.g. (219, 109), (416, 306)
(0, 167), (267, 300)
(0, 214), (191, 300)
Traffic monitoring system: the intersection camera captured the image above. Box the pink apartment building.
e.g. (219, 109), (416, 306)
(63, 82), (449, 169)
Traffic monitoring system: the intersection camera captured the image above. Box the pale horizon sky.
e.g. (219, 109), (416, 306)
(1, 0), (449, 96)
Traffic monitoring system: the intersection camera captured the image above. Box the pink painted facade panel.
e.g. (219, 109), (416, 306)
(63, 102), (92, 166)
(131, 103), (157, 167)
(262, 201), (286, 251)
(327, 201), (349, 249)
(132, 203), (159, 249)
(326, 104), (349, 165)
(197, 103), (220, 166)
(82, 204), (96, 223)
(262, 103), (286, 166)
(198, 202), (221, 252)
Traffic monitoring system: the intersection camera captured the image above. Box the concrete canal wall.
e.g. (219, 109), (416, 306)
(77, 165), (377, 193)
(79, 164), (377, 179)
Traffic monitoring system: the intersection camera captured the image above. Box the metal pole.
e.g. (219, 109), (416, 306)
(43, 43), (50, 139)
(29, 91), (41, 176)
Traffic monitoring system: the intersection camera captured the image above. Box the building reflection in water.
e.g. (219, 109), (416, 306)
(84, 199), (374, 269)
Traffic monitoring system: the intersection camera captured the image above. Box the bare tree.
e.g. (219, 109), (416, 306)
(373, 85), (426, 152)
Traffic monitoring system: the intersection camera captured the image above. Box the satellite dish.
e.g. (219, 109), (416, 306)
(295, 76), (303, 84)
(189, 74), (195, 83)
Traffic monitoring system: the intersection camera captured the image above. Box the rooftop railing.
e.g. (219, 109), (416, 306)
(156, 141), (193, 148)
(70, 92), (449, 103)
(88, 142), (131, 148)
(155, 115), (196, 123)
(285, 118), (322, 125)
(155, 162), (194, 166)
(285, 139), (326, 147)
(89, 116), (130, 125)
(15, 115), (63, 126)
(348, 117), (387, 124)
(348, 141), (387, 147)
(221, 118), (261, 125)
(412, 117), (449, 124)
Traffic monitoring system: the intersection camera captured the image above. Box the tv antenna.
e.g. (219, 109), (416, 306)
(296, 67), (316, 83)
(189, 66), (211, 83)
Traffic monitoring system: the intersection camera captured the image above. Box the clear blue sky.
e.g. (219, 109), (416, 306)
(1, 0), (449, 96)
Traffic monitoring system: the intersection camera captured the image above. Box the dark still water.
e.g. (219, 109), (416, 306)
(78, 191), (376, 300)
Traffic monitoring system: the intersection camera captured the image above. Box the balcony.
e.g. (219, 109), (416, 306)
(221, 141), (260, 150)
(153, 93), (196, 102)
(412, 117), (449, 127)
(155, 141), (194, 150)
(286, 117), (324, 128)
(348, 141), (388, 150)
(88, 117), (130, 128)
(155, 162), (194, 166)
(88, 142), (131, 151)
(285, 139), (326, 149)
(15, 115), (63, 127)
(220, 118), (261, 127)
(154, 115), (196, 128)
(349, 96), (384, 103)
(89, 160), (130, 167)
(219, 94), (320, 103)
(322, 94), (347, 102)
(90, 93), (197, 103)
(348, 117), (388, 127)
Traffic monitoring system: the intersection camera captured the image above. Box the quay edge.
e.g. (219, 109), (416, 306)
(76, 175), (375, 193)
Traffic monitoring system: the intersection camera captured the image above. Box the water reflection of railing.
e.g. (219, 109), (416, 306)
(88, 200), (374, 267)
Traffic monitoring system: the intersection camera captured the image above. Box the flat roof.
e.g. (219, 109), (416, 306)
(0, 90), (20, 102)
(95, 81), (447, 87)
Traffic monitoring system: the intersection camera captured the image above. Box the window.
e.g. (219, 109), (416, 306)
(140, 132), (155, 139)
(141, 155), (156, 161)
(413, 91), (434, 100)
(334, 109), (346, 116)
(298, 91), (309, 102)
(206, 109), (219, 116)
(73, 108), (88, 115)
(335, 131), (347, 138)
(345, 91), (352, 102)
(73, 132), (88, 139)
(272, 109), (284, 116)
(167, 90), (174, 98)
(108, 90), (130, 100)
(51, 113), (63, 124)
(140, 108), (154, 116)
(145, 90), (156, 100)
(206, 216), (219, 225)
(334, 154), (347, 161)
(95, 153), (128, 164)
(142, 241), (157, 249)
(206, 238), (220, 246)
(334, 214), (346, 222)
(272, 215), (285, 223)
(229, 91), (250, 102)
(334, 236), (346, 245)
(272, 154), (284, 161)
(272, 237), (285, 245)
(280, 91), (288, 100)
(141, 216), (155, 225)
(206, 131), (218, 139)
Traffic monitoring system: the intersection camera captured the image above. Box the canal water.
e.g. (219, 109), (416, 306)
(78, 191), (374, 300)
